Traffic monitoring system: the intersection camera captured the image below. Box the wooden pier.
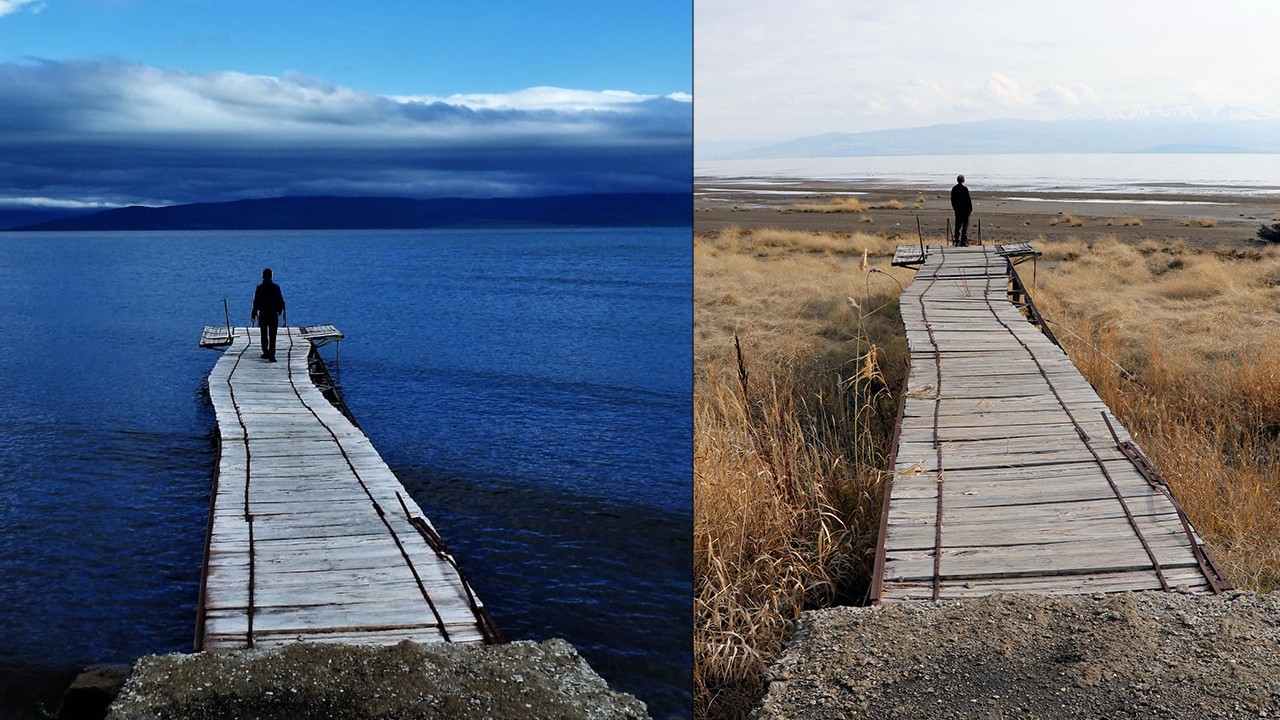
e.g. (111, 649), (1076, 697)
(196, 325), (500, 649)
(872, 245), (1229, 602)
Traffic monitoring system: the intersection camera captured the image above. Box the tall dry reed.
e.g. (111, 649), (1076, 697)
(694, 228), (912, 719)
(1032, 234), (1280, 590)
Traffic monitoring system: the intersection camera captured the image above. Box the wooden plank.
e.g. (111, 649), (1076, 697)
(879, 246), (1215, 602)
(883, 537), (1200, 582)
(881, 567), (1207, 601)
(200, 328), (489, 648)
(887, 511), (1191, 551)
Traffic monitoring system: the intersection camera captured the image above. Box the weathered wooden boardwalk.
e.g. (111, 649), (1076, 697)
(872, 245), (1229, 602)
(196, 325), (500, 649)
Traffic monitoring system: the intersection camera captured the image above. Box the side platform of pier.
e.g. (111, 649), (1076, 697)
(197, 325), (500, 649)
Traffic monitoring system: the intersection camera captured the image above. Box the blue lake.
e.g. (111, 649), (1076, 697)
(0, 228), (692, 719)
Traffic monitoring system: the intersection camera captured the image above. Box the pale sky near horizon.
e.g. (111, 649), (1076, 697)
(696, 0), (1280, 144)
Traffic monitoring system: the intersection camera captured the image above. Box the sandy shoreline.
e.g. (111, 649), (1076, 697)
(696, 177), (1280, 247)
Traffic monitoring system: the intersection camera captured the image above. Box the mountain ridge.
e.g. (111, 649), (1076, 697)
(6, 193), (691, 231)
(705, 118), (1280, 160)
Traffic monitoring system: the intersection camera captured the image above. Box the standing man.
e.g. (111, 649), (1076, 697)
(251, 268), (286, 362)
(951, 174), (973, 246)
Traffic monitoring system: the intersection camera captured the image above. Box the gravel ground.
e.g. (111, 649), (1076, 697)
(106, 639), (648, 720)
(756, 591), (1280, 719)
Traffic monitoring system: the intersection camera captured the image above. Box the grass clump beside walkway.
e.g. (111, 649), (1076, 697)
(1033, 234), (1280, 590)
(693, 228), (912, 719)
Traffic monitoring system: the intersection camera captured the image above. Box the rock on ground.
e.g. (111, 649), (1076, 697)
(59, 664), (132, 720)
(756, 591), (1280, 720)
(106, 639), (647, 720)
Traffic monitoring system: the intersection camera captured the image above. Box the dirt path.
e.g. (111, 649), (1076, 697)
(756, 591), (1280, 719)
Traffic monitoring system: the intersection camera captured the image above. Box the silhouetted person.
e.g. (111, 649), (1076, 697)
(251, 268), (286, 362)
(951, 174), (973, 246)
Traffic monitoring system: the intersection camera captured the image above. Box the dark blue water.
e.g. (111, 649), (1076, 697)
(0, 228), (692, 719)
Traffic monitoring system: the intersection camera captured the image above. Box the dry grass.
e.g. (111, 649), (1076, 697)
(1182, 216), (1219, 228)
(694, 229), (912, 719)
(1105, 217), (1143, 227)
(1033, 234), (1280, 590)
(868, 199), (904, 210)
(790, 197), (866, 213)
(703, 226), (902, 259)
(696, 228), (1280, 717)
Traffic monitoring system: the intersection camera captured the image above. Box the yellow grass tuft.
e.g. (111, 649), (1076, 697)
(697, 229), (1280, 716)
(868, 199), (904, 210)
(695, 229), (911, 718)
(700, 226), (900, 258)
(1181, 216), (1219, 228)
(790, 197), (866, 213)
(1033, 234), (1280, 592)
(1037, 237), (1090, 261)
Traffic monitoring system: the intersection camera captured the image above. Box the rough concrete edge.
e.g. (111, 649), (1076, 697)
(105, 638), (649, 720)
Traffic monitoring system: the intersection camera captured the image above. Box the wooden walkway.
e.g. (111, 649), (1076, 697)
(196, 325), (500, 649)
(872, 245), (1229, 602)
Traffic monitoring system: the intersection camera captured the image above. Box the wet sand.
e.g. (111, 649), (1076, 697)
(696, 177), (1280, 247)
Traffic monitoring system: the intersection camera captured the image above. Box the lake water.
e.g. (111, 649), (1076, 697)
(697, 153), (1280, 196)
(0, 228), (692, 719)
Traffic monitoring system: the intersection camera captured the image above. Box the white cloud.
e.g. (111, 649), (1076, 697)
(696, 0), (1280, 142)
(0, 0), (39, 18)
(393, 86), (671, 113)
(985, 73), (1033, 106)
(1041, 85), (1079, 107)
(3, 61), (688, 145)
(0, 196), (114, 209)
(0, 60), (691, 205)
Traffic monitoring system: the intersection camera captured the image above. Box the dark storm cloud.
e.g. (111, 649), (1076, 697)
(0, 60), (691, 206)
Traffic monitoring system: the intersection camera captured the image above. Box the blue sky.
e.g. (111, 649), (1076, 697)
(0, 0), (691, 210)
(0, 0), (690, 95)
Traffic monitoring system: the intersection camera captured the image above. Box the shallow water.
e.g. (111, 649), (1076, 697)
(0, 228), (691, 718)
(697, 153), (1280, 196)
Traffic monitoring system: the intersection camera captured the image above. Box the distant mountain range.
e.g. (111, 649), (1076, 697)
(5, 193), (691, 232)
(703, 119), (1280, 160)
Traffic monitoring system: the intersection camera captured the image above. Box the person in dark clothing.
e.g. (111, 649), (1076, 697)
(251, 268), (286, 362)
(951, 174), (973, 246)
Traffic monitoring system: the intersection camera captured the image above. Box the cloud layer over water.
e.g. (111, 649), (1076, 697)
(0, 60), (691, 207)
